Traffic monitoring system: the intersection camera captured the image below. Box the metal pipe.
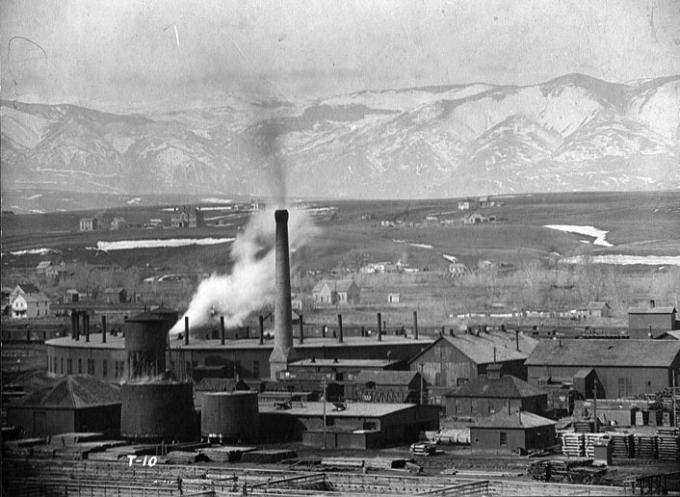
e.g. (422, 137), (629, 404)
(299, 314), (304, 345)
(377, 313), (382, 341)
(259, 315), (264, 345)
(338, 314), (343, 343)
(184, 316), (189, 345)
(220, 316), (225, 345)
(413, 311), (419, 340)
(101, 315), (107, 343)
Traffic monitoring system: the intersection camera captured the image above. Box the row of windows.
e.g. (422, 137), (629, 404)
(48, 356), (125, 378)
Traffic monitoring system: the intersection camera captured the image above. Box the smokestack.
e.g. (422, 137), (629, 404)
(413, 311), (419, 340)
(259, 315), (264, 345)
(75, 311), (80, 341)
(84, 313), (90, 342)
(377, 313), (382, 341)
(650, 299), (656, 309)
(515, 330), (519, 351)
(71, 310), (76, 339)
(101, 315), (107, 343)
(220, 316), (225, 345)
(269, 209), (296, 379)
(338, 314), (343, 343)
(299, 314), (304, 344)
(184, 316), (189, 345)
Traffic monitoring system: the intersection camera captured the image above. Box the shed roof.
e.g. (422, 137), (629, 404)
(525, 339), (680, 368)
(259, 401), (415, 418)
(446, 374), (545, 399)
(289, 358), (399, 369)
(586, 301), (609, 310)
(15, 283), (41, 295)
(18, 375), (121, 408)
(36, 261), (52, 270)
(410, 332), (537, 365)
(472, 411), (555, 429)
(628, 306), (676, 315)
(313, 280), (357, 293)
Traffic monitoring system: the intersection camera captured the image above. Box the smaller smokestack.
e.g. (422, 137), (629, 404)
(493, 347), (496, 363)
(650, 299), (656, 309)
(441, 326), (445, 337)
(338, 314), (343, 343)
(515, 330), (519, 351)
(299, 314), (304, 345)
(361, 326), (365, 337)
(377, 313), (382, 341)
(413, 311), (419, 340)
(220, 316), (225, 345)
(84, 313), (90, 342)
(74, 311), (80, 341)
(101, 315), (107, 344)
(259, 315), (264, 345)
(184, 316), (189, 345)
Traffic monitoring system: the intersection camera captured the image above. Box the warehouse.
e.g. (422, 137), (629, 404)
(6, 375), (121, 437)
(628, 303), (677, 338)
(525, 339), (680, 399)
(469, 411), (556, 453)
(258, 401), (439, 449)
(407, 330), (537, 404)
(444, 364), (547, 418)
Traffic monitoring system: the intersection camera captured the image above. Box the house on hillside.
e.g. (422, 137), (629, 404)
(387, 293), (400, 304)
(109, 217), (127, 230)
(45, 262), (68, 281)
(102, 287), (128, 304)
(525, 339), (680, 398)
(171, 206), (205, 228)
(580, 301), (611, 318)
(35, 261), (52, 275)
(9, 284), (51, 319)
(628, 301), (677, 338)
(448, 262), (468, 277)
(65, 289), (82, 304)
(79, 217), (99, 231)
(408, 330), (538, 405)
(312, 280), (360, 306)
(444, 363), (547, 418)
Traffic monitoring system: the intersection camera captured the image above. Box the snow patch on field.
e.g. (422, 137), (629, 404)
(561, 255), (680, 266)
(8, 248), (60, 256)
(94, 238), (235, 251)
(442, 254), (458, 262)
(201, 198), (233, 204)
(544, 224), (613, 247)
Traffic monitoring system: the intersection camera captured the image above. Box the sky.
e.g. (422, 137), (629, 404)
(1, 0), (679, 111)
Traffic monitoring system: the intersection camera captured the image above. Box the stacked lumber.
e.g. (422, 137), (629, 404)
(241, 449), (296, 464)
(199, 446), (256, 463)
(609, 433), (634, 458)
(527, 460), (551, 481)
(409, 442), (436, 455)
(633, 434), (658, 459)
(573, 420), (593, 433)
(584, 433), (609, 458)
(561, 432), (585, 457)
(656, 428), (680, 462)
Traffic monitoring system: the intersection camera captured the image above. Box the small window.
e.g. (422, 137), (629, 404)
(500, 432), (507, 446)
(102, 360), (108, 377)
(67, 359), (72, 374)
(78, 359), (82, 374)
(61, 358), (64, 374)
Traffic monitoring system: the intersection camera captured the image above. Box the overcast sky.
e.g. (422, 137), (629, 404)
(1, 0), (679, 110)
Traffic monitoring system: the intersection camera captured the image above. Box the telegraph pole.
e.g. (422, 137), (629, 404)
(322, 376), (328, 449)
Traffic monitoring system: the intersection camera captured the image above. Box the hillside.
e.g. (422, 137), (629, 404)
(1, 74), (679, 201)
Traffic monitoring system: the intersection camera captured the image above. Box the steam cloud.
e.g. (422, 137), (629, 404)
(170, 207), (316, 335)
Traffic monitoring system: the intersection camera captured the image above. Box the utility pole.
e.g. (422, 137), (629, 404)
(419, 362), (424, 405)
(593, 378), (598, 433)
(322, 376), (328, 449)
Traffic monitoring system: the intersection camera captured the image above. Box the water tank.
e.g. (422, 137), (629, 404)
(201, 391), (259, 442)
(121, 381), (196, 442)
(150, 307), (179, 334)
(124, 313), (167, 378)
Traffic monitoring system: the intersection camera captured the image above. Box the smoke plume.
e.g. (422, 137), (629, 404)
(170, 207), (316, 335)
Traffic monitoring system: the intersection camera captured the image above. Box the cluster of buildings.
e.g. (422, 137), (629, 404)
(78, 205), (206, 232)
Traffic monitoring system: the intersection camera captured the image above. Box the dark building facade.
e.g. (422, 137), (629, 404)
(526, 339), (680, 399)
(445, 365), (547, 418)
(628, 305), (677, 338)
(470, 411), (556, 452)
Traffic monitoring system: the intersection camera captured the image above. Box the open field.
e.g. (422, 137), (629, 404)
(2, 191), (679, 327)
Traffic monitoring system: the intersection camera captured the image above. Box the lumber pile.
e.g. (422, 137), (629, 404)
(633, 434), (657, 459)
(241, 449), (296, 464)
(584, 433), (609, 458)
(560, 432), (585, 457)
(199, 446), (256, 463)
(656, 428), (680, 462)
(609, 433), (634, 458)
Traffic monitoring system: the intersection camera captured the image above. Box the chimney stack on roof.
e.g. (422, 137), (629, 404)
(650, 299), (656, 309)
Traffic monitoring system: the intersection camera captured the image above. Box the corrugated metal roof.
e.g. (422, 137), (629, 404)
(19, 375), (121, 408)
(410, 332), (537, 365)
(446, 374), (546, 399)
(472, 411), (555, 429)
(259, 401), (415, 418)
(525, 339), (680, 368)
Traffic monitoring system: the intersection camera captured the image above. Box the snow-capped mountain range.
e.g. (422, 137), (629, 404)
(1, 73), (678, 199)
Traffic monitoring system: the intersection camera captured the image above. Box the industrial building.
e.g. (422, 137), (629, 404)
(444, 364), (547, 418)
(259, 402), (439, 449)
(469, 411), (556, 453)
(6, 375), (121, 437)
(628, 302), (678, 338)
(525, 339), (680, 399)
(407, 330), (537, 405)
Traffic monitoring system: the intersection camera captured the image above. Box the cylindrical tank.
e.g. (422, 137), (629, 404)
(150, 307), (179, 335)
(121, 381), (196, 442)
(124, 313), (168, 378)
(201, 391), (259, 442)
